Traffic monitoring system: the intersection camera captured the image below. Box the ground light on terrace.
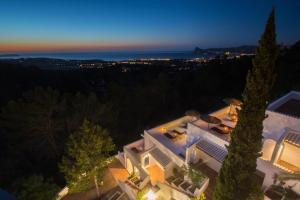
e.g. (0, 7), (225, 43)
(145, 189), (155, 200)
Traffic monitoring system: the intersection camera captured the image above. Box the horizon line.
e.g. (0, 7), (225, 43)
(0, 44), (262, 54)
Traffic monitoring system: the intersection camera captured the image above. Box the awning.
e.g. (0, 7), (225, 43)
(196, 140), (227, 162)
(223, 98), (243, 106)
(284, 131), (300, 147)
(149, 148), (171, 168)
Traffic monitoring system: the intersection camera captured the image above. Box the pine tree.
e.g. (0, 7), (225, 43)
(59, 119), (115, 196)
(213, 8), (278, 200)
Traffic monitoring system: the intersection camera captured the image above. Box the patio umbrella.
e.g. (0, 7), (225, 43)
(223, 98), (242, 106)
(185, 110), (200, 118)
(223, 98), (242, 115)
(200, 114), (222, 129)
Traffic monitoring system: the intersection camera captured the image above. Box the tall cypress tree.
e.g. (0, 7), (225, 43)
(213, 8), (278, 200)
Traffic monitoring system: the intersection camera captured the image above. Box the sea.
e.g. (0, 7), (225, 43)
(0, 51), (210, 61)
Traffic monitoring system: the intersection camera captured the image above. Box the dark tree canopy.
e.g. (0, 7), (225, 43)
(12, 175), (59, 200)
(59, 119), (115, 193)
(0, 87), (64, 159)
(0, 87), (106, 189)
(214, 9), (278, 200)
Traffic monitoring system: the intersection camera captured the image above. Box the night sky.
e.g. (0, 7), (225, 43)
(1, 0), (300, 52)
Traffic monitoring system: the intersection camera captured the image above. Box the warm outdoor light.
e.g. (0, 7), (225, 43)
(146, 190), (155, 200)
(224, 126), (229, 132)
(231, 115), (238, 122)
(160, 127), (167, 133)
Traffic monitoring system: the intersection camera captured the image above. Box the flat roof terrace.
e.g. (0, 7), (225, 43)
(268, 91), (300, 118)
(192, 106), (237, 142)
(274, 99), (300, 118)
(146, 116), (195, 160)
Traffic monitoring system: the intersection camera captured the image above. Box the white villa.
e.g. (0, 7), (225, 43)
(114, 91), (300, 200)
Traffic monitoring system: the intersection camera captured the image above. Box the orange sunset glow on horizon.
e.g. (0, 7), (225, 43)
(0, 41), (177, 53)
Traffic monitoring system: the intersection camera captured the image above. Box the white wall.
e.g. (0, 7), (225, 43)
(261, 139), (277, 161)
(257, 159), (281, 188)
(56, 187), (69, 200)
(118, 181), (136, 200)
(142, 153), (156, 168)
(186, 143), (222, 172)
(268, 91), (300, 111)
(263, 111), (300, 141)
(280, 142), (300, 168)
(195, 178), (209, 197)
(144, 132), (155, 150)
(196, 148), (222, 172)
(126, 158), (134, 174)
(164, 162), (176, 179)
(144, 131), (185, 167)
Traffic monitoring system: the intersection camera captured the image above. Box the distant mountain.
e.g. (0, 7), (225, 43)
(193, 45), (257, 54)
(0, 54), (19, 57)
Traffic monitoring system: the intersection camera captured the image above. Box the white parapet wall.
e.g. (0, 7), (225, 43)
(263, 110), (300, 141)
(187, 122), (229, 149)
(194, 177), (209, 197)
(56, 186), (69, 200)
(118, 181), (136, 200)
(156, 182), (191, 200)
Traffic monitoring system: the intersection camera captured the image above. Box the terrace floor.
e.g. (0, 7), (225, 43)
(108, 158), (129, 182)
(192, 107), (237, 143)
(147, 164), (165, 185)
(274, 99), (300, 118)
(147, 116), (193, 160)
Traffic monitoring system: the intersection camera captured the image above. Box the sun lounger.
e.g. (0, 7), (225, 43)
(179, 123), (187, 129)
(211, 127), (228, 134)
(220, 123), (233, 130)
(164, 132), (176, 139)
(173, 127), (186, 135)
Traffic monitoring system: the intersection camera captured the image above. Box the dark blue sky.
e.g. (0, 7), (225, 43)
(1, 0), (300, 52)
